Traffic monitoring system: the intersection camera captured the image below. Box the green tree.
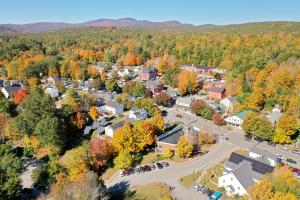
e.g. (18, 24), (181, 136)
(105, 78), (121, 93)
(242, 112), (274, 140)
(34, 117), (63, 151)
(113, 151), (133, 169)
(0, 141), (22, 199)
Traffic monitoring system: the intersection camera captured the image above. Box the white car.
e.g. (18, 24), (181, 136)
(280, 146), (288, 151)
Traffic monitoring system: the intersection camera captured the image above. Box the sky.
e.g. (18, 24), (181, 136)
(1, 0), (300, 25)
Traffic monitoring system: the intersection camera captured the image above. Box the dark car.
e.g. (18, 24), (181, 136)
(162, 161), (169, 167)
(206, 190), (214, 197)
(286, 158), (297, 164)
(143, 165), (152, 171)
(135, 167), (140, 174)
(267, 141), (276, 146)
(176, 114), (183, 118)
(156, 162), (163, 169)
(139, 166), (146, 173)
(254, 137), (263, 142)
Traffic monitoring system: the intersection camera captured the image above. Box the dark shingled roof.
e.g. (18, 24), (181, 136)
(228, 152), (274, 175)
(209, 86), (225, 94)
(142, 67), (155, 73)
(3, 85), (21, 95)
(157, 125), (184, 145)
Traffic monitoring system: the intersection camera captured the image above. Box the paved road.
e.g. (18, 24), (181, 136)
(106, 107), (300, 200)
(107, 142), (237, 200)
(165, 107), (300, 167)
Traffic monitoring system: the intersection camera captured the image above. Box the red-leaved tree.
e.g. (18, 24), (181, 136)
(88, 137), (116, 170)
(13, 88), (29, 104)
(212, 113), (225, 126)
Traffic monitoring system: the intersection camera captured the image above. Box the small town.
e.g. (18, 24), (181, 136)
(0, 1), (300, 200)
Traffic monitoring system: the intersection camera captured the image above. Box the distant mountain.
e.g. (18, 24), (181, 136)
(0, 18), (194, 32)
(0, 19), (300, 33)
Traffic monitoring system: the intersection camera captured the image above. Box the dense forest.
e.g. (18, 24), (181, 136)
(1, 22), (300, 199)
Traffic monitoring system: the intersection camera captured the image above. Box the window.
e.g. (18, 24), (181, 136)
(231, 177), (233, 181)
(238, 187), (240, 190)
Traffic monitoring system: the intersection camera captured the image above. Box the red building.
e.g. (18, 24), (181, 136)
(140, 67), (156, 81)
(146, 80), (164, 95)
(208, 87), (226, 100)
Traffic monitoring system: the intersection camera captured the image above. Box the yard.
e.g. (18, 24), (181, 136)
(179, 171), (202, 187)
(126, 182), (172, 200)
(199, 162), (224, 191)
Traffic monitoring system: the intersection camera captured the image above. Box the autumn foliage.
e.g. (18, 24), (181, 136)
(177, 70), (198, 96)
(13, 88), (29, 104)
(88, 137), (115, 170)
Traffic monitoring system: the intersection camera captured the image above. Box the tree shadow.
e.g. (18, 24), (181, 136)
(109, 181), (131, 200)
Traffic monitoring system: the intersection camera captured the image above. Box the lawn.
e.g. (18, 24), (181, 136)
(179, 171), (202, 187)
(234, 149), (249, 156)
(101, 166), (119, 182)
(128, 182), (172, 200)
(199, 162), (224, 191)
(140, 152), (164, 165)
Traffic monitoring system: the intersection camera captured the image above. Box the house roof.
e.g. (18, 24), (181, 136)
(209, 86), (225, 94)
(225, 152), (274, 190)
(157, 125), (183, 145)
(266, 111), (282, 125)
(146, 80), (163, 88)
(142, 67), (155, 73)
(236, 110), (252, 120)
(227, 96), (237, 103)
(249, 147), (277, 162)
(3, 85), (21, 95)
(106, 101), (123, 109)
(227, 152), (274, 175)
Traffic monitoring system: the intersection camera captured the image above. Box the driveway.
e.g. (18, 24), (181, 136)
(106, 142), (237, 200)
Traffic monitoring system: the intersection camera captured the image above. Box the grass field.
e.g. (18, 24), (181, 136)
(199, 162), (224, 191)
(179, 171), (202, 187)
(128, 182), (172, 200)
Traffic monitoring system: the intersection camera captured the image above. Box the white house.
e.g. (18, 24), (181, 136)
(175, 96), (194, 108)
(105, 120), (127, 137)
(220, 96), (237, 112)
(101, 101), (124, 115)
(218, 152), (274, 196)
(225, 110), (252, 127)
(128, 107), (148, 120)
(45, 87), (59, 98)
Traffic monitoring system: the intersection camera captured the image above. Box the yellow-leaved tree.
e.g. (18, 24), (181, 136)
(177, 70), (198, 96)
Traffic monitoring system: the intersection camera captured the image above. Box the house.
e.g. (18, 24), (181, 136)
(47, 76), (60, 84)
(249, 147), (277, 167)
(145, 80), (164, 95)
(156, 125), (198, 155)
(225, 110), (252, 127)
(208, 87), (226, 100)
(218, 152), (274, 196)
(117, 68), (132, 78)
(164, 88), (179, 99)
(128, 107), (148, 120)
(44, 86), (59, 98)
(101, 101), (124, 115)
(105, 120), (129, 137)
(220, 96), (237, 112)
(175, 96), (194, 109)
(266, 110), (283, 125)
(1, 85), (21, 98)
(272, 105), (282, 113)
(140, 67), (156, 81)
(203, 80), (225, 91)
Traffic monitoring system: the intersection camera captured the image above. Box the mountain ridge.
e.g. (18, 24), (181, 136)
(0, 18), (300, 33)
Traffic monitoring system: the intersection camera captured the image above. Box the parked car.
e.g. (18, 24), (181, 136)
(267, 141), (276, 146)
(176, 114), (182, 118)
(140, 166), (146, 173)
(149, 163), (156, 170)
(120, 170), (125, 177)
(254, 137), (263, 142)
(292, 150), (300, 155)
(280, 146), (289, 151)
(286, 158), (297, 164)
(209, 191), (222, 200)
(206, 190), (214, 197)
(142, 165), (151, 172)
(156, 162), (163, 169)
(162, 161), (169, 167)
(194, 184), (203, 190)
(135, 167), (140, 174)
